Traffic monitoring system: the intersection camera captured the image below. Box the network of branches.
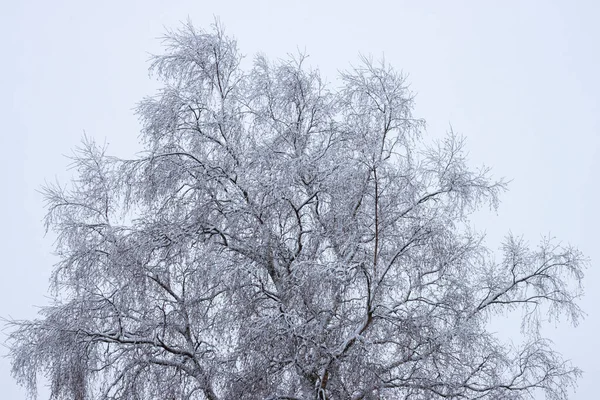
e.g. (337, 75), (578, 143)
(6, 20), (586, 400)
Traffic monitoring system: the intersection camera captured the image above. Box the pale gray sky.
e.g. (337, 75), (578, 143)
(2, 1), (598, 398)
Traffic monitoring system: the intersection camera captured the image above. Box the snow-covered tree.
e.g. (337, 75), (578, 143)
(6, 21), (586, 400)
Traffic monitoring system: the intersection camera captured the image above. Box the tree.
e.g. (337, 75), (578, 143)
(6, 21), (586, 400)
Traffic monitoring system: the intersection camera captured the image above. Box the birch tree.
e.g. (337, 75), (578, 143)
(6, 21), (586, 400)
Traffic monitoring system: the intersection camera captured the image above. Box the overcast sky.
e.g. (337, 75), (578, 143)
(2, 1), (598, 398)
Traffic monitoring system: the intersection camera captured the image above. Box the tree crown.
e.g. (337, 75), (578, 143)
(6, 21), (586, 400)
